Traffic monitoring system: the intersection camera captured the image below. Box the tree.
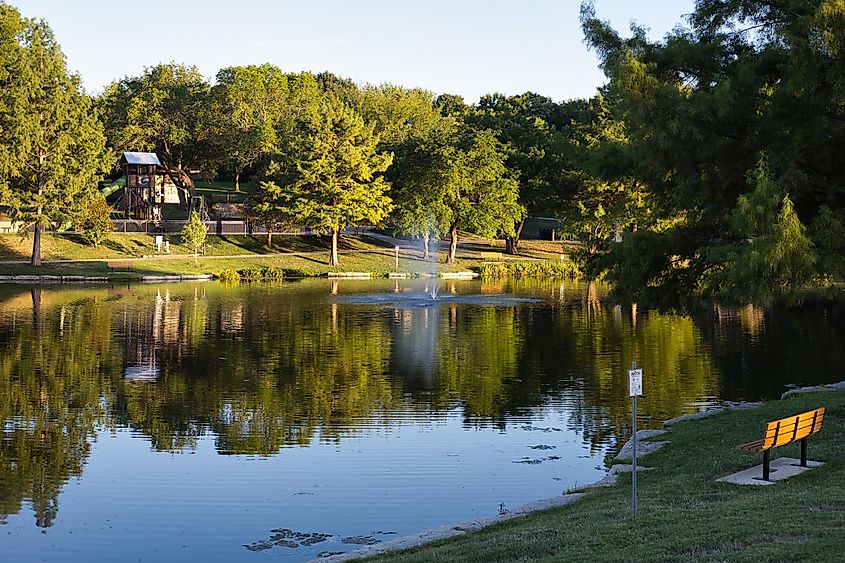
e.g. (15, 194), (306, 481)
(558, 94), (649, 256)
(418, 128), (523, 264)
(709, 157), (815, 303)
(580, 0), (845, 302)
(0, 5), (109, 266)
(249, 161), (298, 247)
(261, 98), (393, 266)
(359, 85), (443, 151)
(78, 194), (113, 248)
(99, 63), (210, 192)
(208, 65), (290, 192)
(390, 121), (457, 259)
(181, 211), (207, 259)
(359, 85), (452, 259)
(473, 93), (573, 254)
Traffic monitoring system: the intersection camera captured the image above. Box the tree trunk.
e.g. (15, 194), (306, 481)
(422, 233), (430, 260)
(505, 218), (525, 255)
(31, 287), (42, 329)
(234, 169), (240, 193)
(330, 228), (339, 266)
(30, 221), (42, 267)
(447, 224), (458, 264)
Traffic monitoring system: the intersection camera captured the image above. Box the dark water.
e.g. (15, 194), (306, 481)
(0, 279), (842, 561)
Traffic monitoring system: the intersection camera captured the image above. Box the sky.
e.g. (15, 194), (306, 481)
(13, 0), (695, 102)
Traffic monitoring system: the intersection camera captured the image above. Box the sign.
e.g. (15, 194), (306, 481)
(628, 368), (643, 397)
(629, 361), (641, 519)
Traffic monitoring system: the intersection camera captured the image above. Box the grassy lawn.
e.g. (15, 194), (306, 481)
(0, 233), (572, 279)
(0, 232), (387, 261)
(368, 390), (845, 562)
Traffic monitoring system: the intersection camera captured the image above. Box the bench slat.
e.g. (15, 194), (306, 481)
(763, 410), (824, 448)
(737, 439), (765, 452)
(761, 408), (824, 450)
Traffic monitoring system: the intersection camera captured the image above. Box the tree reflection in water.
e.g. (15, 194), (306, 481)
(0, 280), (842, 527)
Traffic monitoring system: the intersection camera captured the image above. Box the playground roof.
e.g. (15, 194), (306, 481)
(122, 152), (161, 165)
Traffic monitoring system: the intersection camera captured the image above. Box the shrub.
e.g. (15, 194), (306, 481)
(476, 260), (580, 279)
(181, 212), (207, 257)
(218, 269), (241, 282)
(78, 195), (113, 247)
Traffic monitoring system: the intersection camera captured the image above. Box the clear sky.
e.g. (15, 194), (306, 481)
(12, 0), (695, 102)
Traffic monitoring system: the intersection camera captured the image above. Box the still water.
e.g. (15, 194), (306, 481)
(1, 279), (842, 561)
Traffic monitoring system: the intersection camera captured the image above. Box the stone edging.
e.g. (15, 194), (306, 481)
(317, 494), (584, 562)
(0, 275), (110, 283)
(781, 381), (845, 399)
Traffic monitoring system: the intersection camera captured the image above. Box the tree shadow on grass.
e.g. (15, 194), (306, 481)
(0, 235), (28, 261)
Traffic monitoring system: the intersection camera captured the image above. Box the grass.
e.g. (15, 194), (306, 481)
(0, 233), (573, 279)
(368, 390), (845, 562)
(0, 233), (575, 279)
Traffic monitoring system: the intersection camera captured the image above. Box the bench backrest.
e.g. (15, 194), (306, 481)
(763, 407), (825, 449)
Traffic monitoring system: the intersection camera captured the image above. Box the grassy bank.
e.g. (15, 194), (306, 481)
(0, 233), (574, 279)
(369, 390), (845, 562)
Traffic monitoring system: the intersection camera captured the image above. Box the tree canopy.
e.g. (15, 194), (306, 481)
(580, 0), (845, 302)
(258, 97), (394, 265)
(99, 63), (210, 190)
(0, 4), (109, 266)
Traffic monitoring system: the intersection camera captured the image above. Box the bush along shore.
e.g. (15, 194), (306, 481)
(328, 385), (845, 562)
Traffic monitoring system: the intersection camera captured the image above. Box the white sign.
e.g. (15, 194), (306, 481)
(628, 368), (643, 397)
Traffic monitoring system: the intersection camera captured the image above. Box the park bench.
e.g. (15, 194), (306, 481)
(737, 407), (825, 481)
(107, 261), (133, 272)
(479, 251), (502, 261)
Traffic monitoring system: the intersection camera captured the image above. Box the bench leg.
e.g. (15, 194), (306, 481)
(800, 437), (808, 467)
(763, 449), (771, 481)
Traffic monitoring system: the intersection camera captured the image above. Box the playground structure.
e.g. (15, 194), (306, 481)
(110, 152), (191, 224)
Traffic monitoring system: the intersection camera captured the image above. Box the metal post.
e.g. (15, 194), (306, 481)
(800, 437), (808, 467)
(763, 449), (770, 481)
(632, 360), (637, 519)
(395, 245), (399, 270)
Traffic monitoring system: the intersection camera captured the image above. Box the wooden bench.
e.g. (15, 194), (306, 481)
(737, 407), (825, 481)
(479, 251), (502, 261)
(107, 261), (133, 272)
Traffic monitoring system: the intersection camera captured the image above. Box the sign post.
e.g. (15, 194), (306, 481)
(395, 246), (400, 270)
(628, 361), (643, 518)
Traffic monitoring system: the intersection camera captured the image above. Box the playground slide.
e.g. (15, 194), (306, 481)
(99, 177), (125, 198)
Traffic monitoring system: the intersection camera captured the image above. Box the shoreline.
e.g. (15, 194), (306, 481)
(322, 381), (845, 562)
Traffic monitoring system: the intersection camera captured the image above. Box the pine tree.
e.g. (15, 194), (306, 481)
(0, 5), (109, 266)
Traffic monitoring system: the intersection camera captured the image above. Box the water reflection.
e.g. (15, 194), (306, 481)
(0, 280), (842, 550)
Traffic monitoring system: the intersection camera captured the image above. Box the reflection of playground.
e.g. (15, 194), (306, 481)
(2, 282), (844, 529)
(121, 289), (185, 381)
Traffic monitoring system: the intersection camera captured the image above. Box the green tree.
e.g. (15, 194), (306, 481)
(470, 92), (565, 254)
(0, 5), (109, 266)
(560, 95), (649, 256)
(710, 158), (815, 303)
(99, 63), (210, 191)
(262, 98), (393, 266)
(431, 129), (523, 264)
(208, 64), (289, 192)
(390, 121), (457, 259)
(78, 194), (113, 248)
(181, 211), (207, 259)
(580, 0), (845, 302)
(359, 85), (453, 259)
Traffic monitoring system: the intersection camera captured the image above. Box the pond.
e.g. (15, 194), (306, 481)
(1, 279), (842, 561)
